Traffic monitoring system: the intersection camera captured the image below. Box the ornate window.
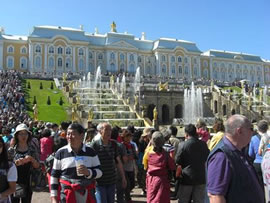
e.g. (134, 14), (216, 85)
(184, 57), (188, 64)
(79, 59), (84, 70)
(203, 69), (208, 79)
(49, 46), (54, 54)
(98, 53), (103, 60)
(179, 66), (182, 75)
(89, 52), (93, 59)
(20, 57), (27, 69)
(129, 54), (134, 62)
(49, 57), (54, 69)
(110, 52), (115, 60)
(213, 62), (217, 68)
(35, 45), (41, 53)
(21, 47), (27, 54)
(7, 46), (14, 53)
(120, 53), (124, 61)
(58, 47), (63, 55)
(162, 55), (166, 62)
(146, 65), (151, 75)
(171, 56), (175, 63)
(178, 56), (182, 63)
(184, 66), (189, 76)
(171, 65), (176, 75)
(162, 64), (166, 74)
(120, 64), (125, 72)
(35, 56), (41, 68)
(66, 47), (71, 55)
(193, 67), (198, 77)
(193, 58), (197, 64)
(203, 60), (208, 68)
(110, 63), (116, 72)
(129, 64), (135, 73)
(78, 48), (84, 56)
(138, 56), (142, 63)
(7, 56), (14, 68)
(66, 58), (72, 69)
(57, 58), (63, 67)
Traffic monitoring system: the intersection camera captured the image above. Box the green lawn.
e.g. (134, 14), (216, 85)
(23, 79), (70, 124)
(223, 86), (242, 94)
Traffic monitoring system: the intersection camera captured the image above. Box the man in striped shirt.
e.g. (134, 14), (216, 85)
(50, 123), (102, 203)
(90, 123), (127, 203)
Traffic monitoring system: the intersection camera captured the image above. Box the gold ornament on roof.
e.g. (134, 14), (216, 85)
(111, 21), (117, 32)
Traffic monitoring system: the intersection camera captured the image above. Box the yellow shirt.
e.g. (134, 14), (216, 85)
(208, 131), (224, 151)
(143, 145), (154, 170)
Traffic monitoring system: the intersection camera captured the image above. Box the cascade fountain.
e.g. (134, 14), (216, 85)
(183, 82), (203, 124)
(94, 66), (101, 90)
(121, 75), (126, 98)
(116, 76), (120, 95)
(264, 86), (268, 104)
(133, 67), (141, 109)
(87, 72), (91, 88)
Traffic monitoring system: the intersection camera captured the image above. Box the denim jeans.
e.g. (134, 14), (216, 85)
(95, 184), (116, 203)
(178, 184), (206, 203)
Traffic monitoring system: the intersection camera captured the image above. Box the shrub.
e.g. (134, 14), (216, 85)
(28, 82), (31, 89)
(33, 96), (37, 104)
(51, 82), (54, 90)
(59, 97), (63, 106)
(40, 82), (43, 89)
(47, 96), (51, 105)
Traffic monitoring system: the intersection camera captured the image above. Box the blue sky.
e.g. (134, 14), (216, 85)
(1, 0), (269, 59)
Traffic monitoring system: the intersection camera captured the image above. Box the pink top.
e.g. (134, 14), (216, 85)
(40, 137), (53, 161)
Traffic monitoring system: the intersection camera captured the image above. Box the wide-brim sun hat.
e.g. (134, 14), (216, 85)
(14, 124), (31, 135)
(142, 128), (151, 137)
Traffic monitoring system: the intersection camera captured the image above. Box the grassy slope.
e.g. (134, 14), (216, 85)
(24, 79), (70, 124)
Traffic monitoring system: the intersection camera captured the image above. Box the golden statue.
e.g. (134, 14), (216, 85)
(76, 95), (80, 105)
(33, 104), (38, 121)
(63, 73), (68, 83)
(134, 94), (139, 106)
(88, 108), (94, 121)
(158, 82), (168, 91)
(69, 81), (75, 92)
(153, 107), (158, 121)
(110, 21), (117, 32)
(248, 92), (252, 107)
(110, 75), (115, 88)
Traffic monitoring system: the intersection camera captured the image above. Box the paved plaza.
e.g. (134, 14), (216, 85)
(32, 186), (178, 203)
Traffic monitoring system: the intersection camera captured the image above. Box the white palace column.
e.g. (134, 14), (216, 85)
(44, 44), (48, 73)
(73, 46), (76, 73)
(29, 43), (34, 73)
(86, 47), (89, 73)
(0, 41), (3, 70)
(210, 57), (213, 80)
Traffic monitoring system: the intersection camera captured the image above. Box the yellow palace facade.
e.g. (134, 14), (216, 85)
(0, 23), (270, 85)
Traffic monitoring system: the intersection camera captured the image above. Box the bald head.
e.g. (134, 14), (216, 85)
(225, 114), (250, 137)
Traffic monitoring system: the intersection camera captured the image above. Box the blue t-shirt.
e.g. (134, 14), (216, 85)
(248, 134), (263, 164)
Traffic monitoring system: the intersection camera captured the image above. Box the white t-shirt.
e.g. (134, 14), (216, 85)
(262, 150), (270, 200)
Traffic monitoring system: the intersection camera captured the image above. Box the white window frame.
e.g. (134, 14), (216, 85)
(48, 57), (54, 69)
(78, 48), (84, 56)
(57, 57), (63, 68)
(7, 45), (14, 53)
(57, 46), (63, 55)
(35, 55), (42, 69)
(49, 46), (54, 54)
(35, 44), (41, 53)
(20, 46), (27, 54)
(66, 47), (72, 55)
(7, 56), (14, 69)
(20, 57), (27, 69)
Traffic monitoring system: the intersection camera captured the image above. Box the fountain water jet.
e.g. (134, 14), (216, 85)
(183, 82), (203, 124)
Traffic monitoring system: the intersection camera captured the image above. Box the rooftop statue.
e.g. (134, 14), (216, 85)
(62, 72), (68, 83)
(111, 21), (117, 32)
(153, 107), (158, 121)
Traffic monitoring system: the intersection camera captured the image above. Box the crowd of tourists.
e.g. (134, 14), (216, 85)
(0, 70), (268, 203)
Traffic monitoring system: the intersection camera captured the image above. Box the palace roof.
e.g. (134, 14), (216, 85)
(203, 49), (263, 62)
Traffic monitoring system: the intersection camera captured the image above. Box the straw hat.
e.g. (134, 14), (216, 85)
(142, 128), (151, 137)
